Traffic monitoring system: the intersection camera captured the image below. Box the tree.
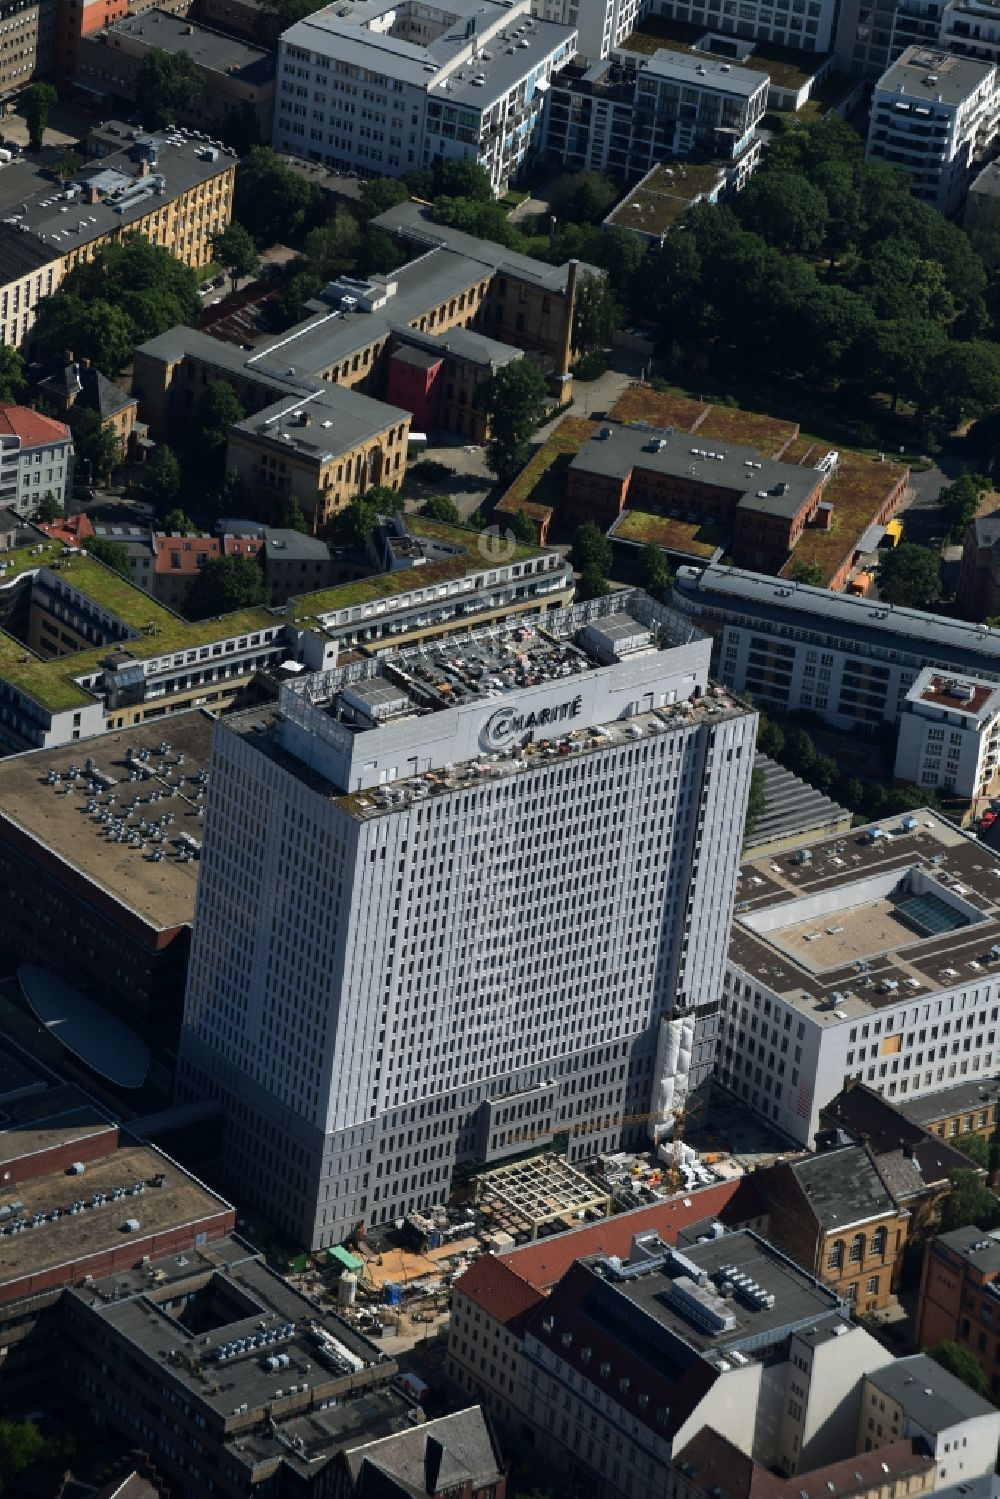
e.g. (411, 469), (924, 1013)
(790, 561), (825, 586)
(636, 544), (672, 597)
(0, 346), (25, 403)
(956, 1131), (992, 1170)
(277, 269), (323, 328)
(33, 235), (200, 372)
(0, 1420), (45, 1487)
(576, 565), (610, 601)
(573, 275), (619, 357)
(53, 150), (82, 182)
(570, 521), (612, 576)
(876, 543), (942, 609)
(210, 223), (260, 292)
(278, 495), (309, 533)
(550, 171), (619, 226)
(219, 101), (260, 157)
(419, 496), (462, 525)
(69, 407), (120, 485)
(744, 765), (767, 844)
(928, 1341), (988, 1396)
(328, 494), (382, 547)
(163, 508), (197, 534)
(233, 148), (323, 247)
(359, 177), (410, 220)
(190, 382), (246, 484)
(214, 465), (248, 524)
(304, 209), (361, 280)
(479, 361), (548, 486)
(435, 159), (493, 202)
(939, 473), (991, 540)
(22, 82), (56, 151)
(36, 492), (62, 522)
(34, 295), (135, 376)
(506, 508), (536, 544)
(83, 535), (131, 580)
(759, 719), (785, 758)
(139, 444), (182, 515)
(136, 49), (204, 131)
(938, 1169), (1000, 1233)
(783, 727), (817, 775)
(184, 554), (266, 619)
(736, 171), (829, 254)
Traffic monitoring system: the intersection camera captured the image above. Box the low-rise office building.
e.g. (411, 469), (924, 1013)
(272, 0), (577, 194)
(542, 46), (767, 182)
(671, 563), (1000, 733)
(0, 0), (55, 103)
(894, 669), (1000, 802)
(720, 809), (1000, 1147)
(0, 404), (73, 516)
(55, 0), (190, 85)
(916, 1227), (1000, 1401)
(867, 46), (1000, 214)
(0, 515), (571, 751)
(75, 9), (276, 141)
(0, 128), (235, 352)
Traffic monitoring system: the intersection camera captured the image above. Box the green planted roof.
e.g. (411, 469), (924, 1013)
(1, 516), (550, 716)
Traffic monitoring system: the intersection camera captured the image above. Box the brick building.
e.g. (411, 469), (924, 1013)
(566, 423), (828, 573)
(749, 1144), (909, 1313)
(670, 1429), (936, 1499)
(916, 1226), (1000, 1401)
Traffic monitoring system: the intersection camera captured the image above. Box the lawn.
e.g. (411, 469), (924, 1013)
(612, 509), (728, 558)
(696, 406), (799, 457)
(778, 451), (908, 584)
(497, 416), (597, 516)
(609, 388), (708, 430)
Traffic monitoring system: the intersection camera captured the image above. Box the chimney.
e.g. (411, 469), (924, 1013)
(64, 350), (74, 364)
(86, 184), (101, 204)
(137, 157), (150, 177)
(80, 356), (91, 369)
(558, 257), (580, 379)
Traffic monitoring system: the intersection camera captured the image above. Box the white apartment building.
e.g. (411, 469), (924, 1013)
(272, 0), (577, 193)
(894, 669), (1000, 800)
(177, 591), (756, 1248)
(867, 45), (999, 213)
(0, 405), (73, 517)
(721, 810), (1000, 1147)
(535, 0), (638, 61)
(672, 563), (1000, 735)
(645, 0), (839, 59)
(543, 47), (768, 178)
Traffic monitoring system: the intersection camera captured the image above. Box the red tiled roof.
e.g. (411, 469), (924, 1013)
(455, 1255), (544, 1330)
(0, 403), (71, 447)
(153, 534), (222, 575)
(224, 536), (263, 559)
(494, 1179), (743, 1291)
(38, 512), (94, 546)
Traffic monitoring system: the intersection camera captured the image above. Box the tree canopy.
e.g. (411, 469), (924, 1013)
(22, 83), (56, 151)
(927, 1341), (988, 1395)
(184, 554), (266, 619)
(190, 382), (246, 483)
(876, 542), (942, 608)
(233, 148), (323, 247)
(84, 536), (131, 580)
(138, 444), (182, 515)
(938, 1169), (1000, 1234)
(69, 407), (120, 485)
(418, 496), (462, 525)
(210, 223), (260, 291)
(136, 49), (204, 131)
(479, 361), (548, 486)
(939, 472), (991, 539)
(0, 347), (25, 404)
(570, 522), (612, 576)
(33, 234), (200, 374)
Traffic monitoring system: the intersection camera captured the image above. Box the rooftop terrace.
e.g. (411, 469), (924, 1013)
(730, 811), (1000, 1018)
